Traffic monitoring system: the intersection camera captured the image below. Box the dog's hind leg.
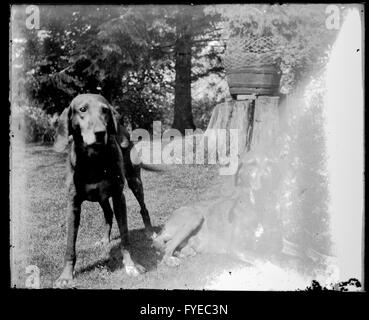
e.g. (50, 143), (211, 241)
(126, 168), (154, 238)
(95, 199), (114, 246)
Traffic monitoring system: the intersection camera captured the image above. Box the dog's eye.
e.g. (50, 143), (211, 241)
(79, 106), (87, 112)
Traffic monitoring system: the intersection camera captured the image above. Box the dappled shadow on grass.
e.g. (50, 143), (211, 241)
(36, 158), (67, 171)
(25, 143), (54, 154)
(31, 148), (67, 158)
(36, 158), (65, 171)
(75, 226), (162, 277)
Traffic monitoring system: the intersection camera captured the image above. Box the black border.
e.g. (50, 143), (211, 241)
(4, 1), (368, 314)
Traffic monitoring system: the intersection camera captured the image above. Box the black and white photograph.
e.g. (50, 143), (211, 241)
(10, 4), (364, 292)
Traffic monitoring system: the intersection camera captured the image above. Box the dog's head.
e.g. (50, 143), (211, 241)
(54, 94), (128, 152)
(236, 155), (274, 191)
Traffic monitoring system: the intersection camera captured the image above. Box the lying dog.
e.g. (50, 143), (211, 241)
(153, 155), (275, 266)
(53, 93), (154, 287)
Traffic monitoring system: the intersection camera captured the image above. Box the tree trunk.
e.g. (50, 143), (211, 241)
(204, 99), (254, 162)
(172, 33), (195, 135)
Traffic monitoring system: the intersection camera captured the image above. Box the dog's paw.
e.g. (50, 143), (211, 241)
(125, 263), (146, 277)
(54, 263), (76, 289)
(151, 237), (164, 251)
(143, 227), (157, 240)
(54, 276), (76, 289)
(163, 256), (181, 267)
(179, 246), (196, 258)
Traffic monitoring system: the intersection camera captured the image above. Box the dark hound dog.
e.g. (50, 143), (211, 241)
(53, 93), (153, 287)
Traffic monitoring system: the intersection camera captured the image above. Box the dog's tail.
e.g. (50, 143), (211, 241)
(140, 163), (163, 172)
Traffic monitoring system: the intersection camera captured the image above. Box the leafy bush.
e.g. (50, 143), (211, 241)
(114, 69), (170, 131)
(15, 105), (58, 143)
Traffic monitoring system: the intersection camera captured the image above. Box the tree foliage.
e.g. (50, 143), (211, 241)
(12, 4), (340, 137)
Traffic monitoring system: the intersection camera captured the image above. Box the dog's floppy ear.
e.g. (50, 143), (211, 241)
(107, 105), (130, 148)
(53, 106), (72, 152)
(107, 104), (118, 135)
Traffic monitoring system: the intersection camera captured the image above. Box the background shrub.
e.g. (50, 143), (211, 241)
(15, 105), (58, 143)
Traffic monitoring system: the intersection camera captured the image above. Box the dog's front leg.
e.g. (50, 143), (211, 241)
(95, 199), (114, 246)
(55, 195), (82, 288)
(112, 191), (146, 276)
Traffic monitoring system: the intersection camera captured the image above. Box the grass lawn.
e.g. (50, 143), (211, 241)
(11, 142), (251, 289)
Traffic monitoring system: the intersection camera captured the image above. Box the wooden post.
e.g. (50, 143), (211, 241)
(250, 96), (280, 151)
